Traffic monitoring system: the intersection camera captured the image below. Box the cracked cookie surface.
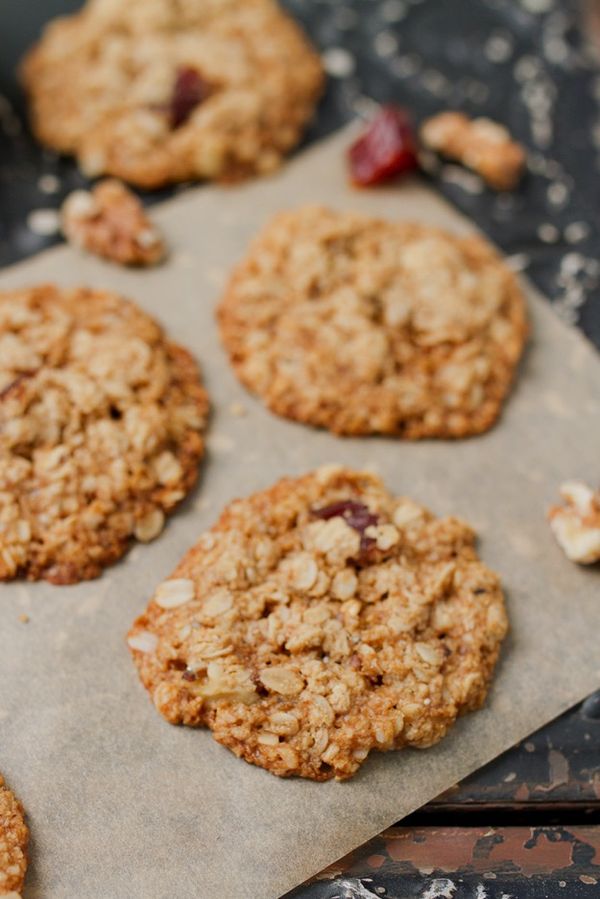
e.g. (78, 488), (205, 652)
(21, 0), (324, 188)
(218, 206), (528, 438)
(0, 775), (28, 897)
(0, 284), (208, 584)
(128, 467), (508, 780)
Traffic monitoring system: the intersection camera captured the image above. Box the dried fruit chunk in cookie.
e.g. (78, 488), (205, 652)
(0, 285), (208, 583)
(61, 179), (165, 266)
(21, 0), (324, 188)
(128, 467), (508, 781)
(548, 481), (600, 564)
(0, 775), (28, 897)
(420, 112), (526, 191)
(218, 206), (528, 438)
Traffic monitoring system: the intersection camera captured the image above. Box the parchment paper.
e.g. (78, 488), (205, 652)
(1, 127), (599, 899)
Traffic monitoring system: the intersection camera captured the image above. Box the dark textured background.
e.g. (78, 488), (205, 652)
(1, 0), (599, 347)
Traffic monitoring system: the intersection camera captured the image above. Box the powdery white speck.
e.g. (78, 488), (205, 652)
(521, 0), (554, 12)
(421, 880), (456, 899)
(421, 69), (449, 96)
(484, 33), (514, 63)
(322, 47), (355, 78)
(564, 222), (589, 244)
(27, 208), (60, 236)
(38, 173), (61, 194)
(441, 165), (484, 194)
(380, 0), (407, 22)
(374, 30), (398, 58)
(537, 223), (560, 243)
(547, 181), (569, 207)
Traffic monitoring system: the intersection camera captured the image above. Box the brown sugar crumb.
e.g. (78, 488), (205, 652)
(128, 466), (508, 781)
(0, 775), (28, 896)
(420, 112), (526, 190)
(61, 179), (166, 266)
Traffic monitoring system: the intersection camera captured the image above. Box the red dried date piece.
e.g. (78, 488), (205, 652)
(312, 499), (379, 556)
(348, 105), (418, 186)
(169, 66), (211, 129)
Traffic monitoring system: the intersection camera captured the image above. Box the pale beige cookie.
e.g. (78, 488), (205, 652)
(21, 0), (324, 188)
(0, 284), (208, 583)
(128, 466), (508, 780)
(548, 481), (600, 564)
(218, 206), (528, 438)
(0, 775), (28, 897)
(420, 112), (526, 191)
(61, 179), (165, 266)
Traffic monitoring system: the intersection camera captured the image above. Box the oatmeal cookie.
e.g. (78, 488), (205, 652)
(21, 0), (324, 188)
(128, 466), (508, 780)
(218, 206), (528, 438)
(61, 179), (165, 266)
(0, 775), (28, 897)
(420, 112), (526, 191)
(0, 284), (208, 584)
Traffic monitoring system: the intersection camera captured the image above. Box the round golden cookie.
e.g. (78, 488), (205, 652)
(21, 0), (324, 188)
(0, 285), (208, 584)
(128, 466), (508, 781)
(0, 775), (28, 897)
(218, 206), (528, 437)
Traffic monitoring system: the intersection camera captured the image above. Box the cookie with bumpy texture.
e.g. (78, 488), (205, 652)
(0, 285), (208, 584)
(218, 206), (528, 438)
(0, 775), (28, 897)
(21, 0), (324, 189)
(128, 467), (508, 781)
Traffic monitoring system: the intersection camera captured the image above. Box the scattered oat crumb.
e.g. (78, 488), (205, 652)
(548, 481), (600, 565)
(27, 207), (60, 236)
(421, 111), (526, 190)
(61, 179), (166, 266)
(229, 401), (247, 417)
(18, 614), (29, 624)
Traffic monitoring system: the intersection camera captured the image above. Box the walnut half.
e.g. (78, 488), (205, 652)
(61, 179), (166, 266)
(548, 480), (600, 565)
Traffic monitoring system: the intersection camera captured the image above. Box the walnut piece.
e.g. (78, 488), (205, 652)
(548, 481), (600, 565)
(420, 111), (526, 191)
(61, 179), (166, 266)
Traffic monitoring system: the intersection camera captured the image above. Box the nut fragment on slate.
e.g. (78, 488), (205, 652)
(420, 112), (526, 190)
(0, 284), (209, 584)
(128, 466), (508, 781)
(548, 481), (600, 564)
(0, 775), (28, 897)
(61, 179), (166, 266)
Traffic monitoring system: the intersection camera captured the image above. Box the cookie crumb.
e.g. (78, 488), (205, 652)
(548, 481), (600, 564)
(229, 402), (247, 417)
(18, 614), (29, 624)
(61, 179), (166, 266)
(420, 111), (526, 190)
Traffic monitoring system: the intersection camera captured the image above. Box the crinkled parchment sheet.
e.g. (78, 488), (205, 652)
(1, 127), (599, 899)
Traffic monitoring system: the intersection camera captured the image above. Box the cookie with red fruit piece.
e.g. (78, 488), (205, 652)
(128, 466), (508, 780)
